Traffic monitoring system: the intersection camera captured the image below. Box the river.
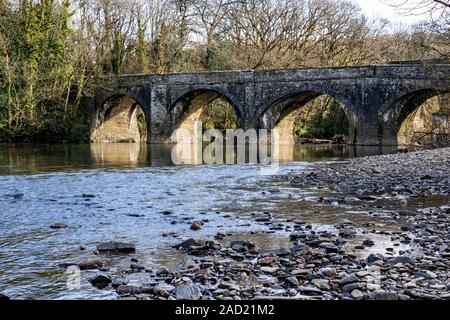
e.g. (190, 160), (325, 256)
(0, 143), (398, 299)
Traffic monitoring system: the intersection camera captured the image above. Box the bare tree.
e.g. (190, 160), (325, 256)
(387, 0), (449, 59)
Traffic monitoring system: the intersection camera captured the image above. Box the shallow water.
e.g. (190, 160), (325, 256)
(0, 143), (401, 299)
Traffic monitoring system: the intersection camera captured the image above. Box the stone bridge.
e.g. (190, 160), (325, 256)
(85, 63), (450, 145)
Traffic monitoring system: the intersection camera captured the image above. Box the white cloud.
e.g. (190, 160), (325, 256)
(352, 0), (429, 26)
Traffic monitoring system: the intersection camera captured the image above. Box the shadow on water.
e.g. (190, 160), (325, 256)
(0, 143), (399, 175)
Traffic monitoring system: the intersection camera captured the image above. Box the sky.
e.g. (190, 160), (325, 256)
(353, 0), (429, 26)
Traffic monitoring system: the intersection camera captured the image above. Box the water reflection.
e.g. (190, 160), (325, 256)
(0, 143), (399, 175)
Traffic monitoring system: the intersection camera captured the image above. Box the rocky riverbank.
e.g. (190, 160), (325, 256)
(289, 147), (450, 198)
(53, 147), (447, 301)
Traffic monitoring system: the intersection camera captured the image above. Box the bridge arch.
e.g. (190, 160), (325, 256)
(258, 90), (358, 145)
(91, 93), (148, 143)
(379, 88), (450, 145)
(169, 88), (242, 140)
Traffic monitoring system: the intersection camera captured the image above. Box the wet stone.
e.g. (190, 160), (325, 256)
(298, 286), (323, 295)
(50, 223), (68, 229)
(366, 254), (384, 265)
(342, 283), (360, 293)
(97, 241), (136, 254)
(339, 274), (359, 286)
(130, 264), (145, 271)
(312, 279), (330, 291)
(174, 285), (203, 300)
(320, 268), (337, 277)
(173, 238), (200, 250)
(369, 290), (398, 301)
(190, 221), (204, 231)
(116, 285), (143, 295)
(78, 258), (104, 270)
(362, 239), (375, 247)
(387, 256), (413, 265)
(351, 289), (364, 299)
(89, 274), (112, 289)
(230, 240), (256, 252)
(285, 276), (299, 287)
(259, 248), (290, 257)
(260, 267), (279, 274)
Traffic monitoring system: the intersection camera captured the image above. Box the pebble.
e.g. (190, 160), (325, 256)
(174, 285), (203, 300)
(286, 276), (299, 287)
(351, 289), (364, 299)
(50, 223), (68, 229)
(339, 274), (359, 286)
(116, 285), (143, 295)
(369, 290), (398, 300)
(97, 241), (136, 254)
(78, 258), (104, 270)
(89, 274), (112, 289)
(190, 221), (204, 231)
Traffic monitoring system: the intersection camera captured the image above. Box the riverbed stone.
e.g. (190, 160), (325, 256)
(78, 258), (104, 270)
(366, 253), (384, 265)
(320, 267), (337, 277)
(312, 279), (330, 291)
(230, 240), (256, 252)
(351, 289), (364, 299)
(50, 223), (68, 229)
(174, 285), (203, 300)
(259, 248), (291, 257)
(97, 241), (136, 254)
(90, 274), (112, 289)
(362, 239), (375, 247)
(387, 256), (413, 265)
(342, 283), (361, 293)
(285, 276), (299, 287)
(339, 274), (359, 286)
(261, 266), (279, 274)
(116, 285), (143, 295)
(190, 221), (204, 231)
(369, 290), (398, 300)
(130, 263), (145, 271)
(173, 238), (200, 250)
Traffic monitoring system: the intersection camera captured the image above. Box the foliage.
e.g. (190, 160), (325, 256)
(294, 98), (350, 140)
(200, 98), (238, 132)
(0, 0), (87, 142)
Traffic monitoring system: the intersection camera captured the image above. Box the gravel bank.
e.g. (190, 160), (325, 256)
(64, 148), (450, 300)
